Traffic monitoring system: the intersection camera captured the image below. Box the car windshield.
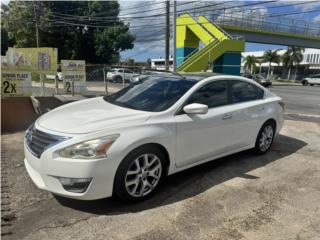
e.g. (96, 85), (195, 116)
(104, 76), (197, 112)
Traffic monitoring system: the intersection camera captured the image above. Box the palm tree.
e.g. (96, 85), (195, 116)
(257, 59), (264, 74)
(263, 50), (280, 79)
(288, 46), (304, 80)
(243, 55), (257, 74)
(282, 51), (293, 80)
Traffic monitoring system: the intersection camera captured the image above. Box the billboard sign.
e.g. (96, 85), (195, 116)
(5, 47), (58, 73)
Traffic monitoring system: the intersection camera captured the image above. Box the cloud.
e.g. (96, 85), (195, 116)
(119, 0), (168, 57)
(213, 2), (268, 25)
(313, 14), (320, 22)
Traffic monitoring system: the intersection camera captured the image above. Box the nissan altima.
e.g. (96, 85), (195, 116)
(24, 74), (284, 201)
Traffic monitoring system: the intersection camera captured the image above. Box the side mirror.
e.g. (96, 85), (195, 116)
(183, 103), (208, 115)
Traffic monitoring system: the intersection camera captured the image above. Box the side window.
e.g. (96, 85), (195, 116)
(231, 81), (264, 103)
(187, 81), (229, 108)
(124, 70), (132, 73)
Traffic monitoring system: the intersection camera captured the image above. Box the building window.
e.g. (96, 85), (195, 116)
(306, 54), (310, 62)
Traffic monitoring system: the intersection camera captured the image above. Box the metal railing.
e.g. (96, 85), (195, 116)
(211, 11), (320, 38)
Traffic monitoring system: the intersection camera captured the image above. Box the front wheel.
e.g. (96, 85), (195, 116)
(302, 80), (309, 86)
(114, 146), (166, 201)
(254, 121), (275, 154)
(114, 75), (123, 83)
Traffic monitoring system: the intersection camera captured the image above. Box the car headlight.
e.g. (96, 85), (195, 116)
(56, 134), (119, 159)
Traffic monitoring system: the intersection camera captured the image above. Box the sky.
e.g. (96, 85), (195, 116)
(1, 0), (319, 61)
(119, 0), (320, 61)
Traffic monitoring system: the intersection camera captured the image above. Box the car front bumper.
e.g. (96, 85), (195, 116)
(24, 142), (118, 200)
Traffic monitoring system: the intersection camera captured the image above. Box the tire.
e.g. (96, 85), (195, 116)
(310, 84), (314, 86)
(302, 80), (308, 86)
(114, 145), (166, 202)
(114, 75), (123, 83)
(254, 121), (276, 154)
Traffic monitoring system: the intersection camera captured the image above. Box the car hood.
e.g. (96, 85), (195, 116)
(37, 97), (152, 134)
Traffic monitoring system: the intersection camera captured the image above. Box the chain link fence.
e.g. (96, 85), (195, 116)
(27, 64), (145, 97)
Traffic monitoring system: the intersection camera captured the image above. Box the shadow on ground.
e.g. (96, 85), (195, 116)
(55, 134), (307, 215)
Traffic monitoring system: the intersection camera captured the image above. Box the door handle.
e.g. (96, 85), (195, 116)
(222, 114), (232, 120)
(257, 106), (265, 111)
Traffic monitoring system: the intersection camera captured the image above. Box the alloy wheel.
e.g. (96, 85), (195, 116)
(125, 153), (162, 197)
(259, 125), (274, 152)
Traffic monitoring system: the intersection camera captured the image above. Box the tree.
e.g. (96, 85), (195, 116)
(146, 58), (151, 67)
(263, 50), (280, 79)
(1, 4), (15, 54)
(243, 55), (257, 74)
(289, 46), (304, 80)
(282, 51), (293, 80)
(282, 47), (304, 80)
(126, 57), (134, 66)
(257, 59), (263, 74)
(1, 1), (134, 64)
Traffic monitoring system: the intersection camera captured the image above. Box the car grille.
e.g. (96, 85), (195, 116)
(26, 125), (68, 158)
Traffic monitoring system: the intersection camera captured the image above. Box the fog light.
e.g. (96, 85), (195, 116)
(56, 177), (92, 193)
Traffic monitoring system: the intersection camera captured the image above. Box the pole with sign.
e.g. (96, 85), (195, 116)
(61, 60), (86, 95)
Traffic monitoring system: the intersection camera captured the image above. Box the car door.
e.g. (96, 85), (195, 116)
(123, 69), (133, 80)
(174, 80), (234, 168)
(310, 75), (320, 84)
(228, 80), (266, 148)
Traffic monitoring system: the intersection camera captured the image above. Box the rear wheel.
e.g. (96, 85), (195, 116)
(302, 80), (309, 86)
(254, 121), (275, 154)
(114, 146), (166, 201)
(310, 84), (314, 86)
(114, 75), (123, 83)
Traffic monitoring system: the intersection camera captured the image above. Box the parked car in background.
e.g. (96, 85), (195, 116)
(107, 68), (135, 83)
(242, 74), (271, 87)
(45, 72), (63, 81)
(24, 74), (284, 201)
(130, 70), (168, 82)
(302, 74), (320, 86)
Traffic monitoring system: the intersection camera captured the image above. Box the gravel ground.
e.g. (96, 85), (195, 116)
(1, 119), (320, 240)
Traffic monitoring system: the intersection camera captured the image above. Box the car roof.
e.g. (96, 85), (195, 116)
(146, 72), (255, 82)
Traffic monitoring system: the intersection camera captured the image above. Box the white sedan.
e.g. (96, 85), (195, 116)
(24, 75), (284, 201)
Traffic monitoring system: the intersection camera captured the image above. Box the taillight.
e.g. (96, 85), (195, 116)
(278, 100), (285, 110)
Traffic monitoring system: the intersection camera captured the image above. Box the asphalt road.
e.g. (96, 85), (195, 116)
(32, 81), (320, 117)
(90, 83), (320, 117)
(269, 85), (320, 116)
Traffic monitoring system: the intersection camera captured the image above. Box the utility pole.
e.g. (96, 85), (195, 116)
(173, 0), (177, 72)
(33, 1), (39, 48)
(165, 0), (170, 71)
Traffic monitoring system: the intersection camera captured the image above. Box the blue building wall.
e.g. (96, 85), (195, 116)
(176, 47), (197, 66)
(212, 52), (241, 75)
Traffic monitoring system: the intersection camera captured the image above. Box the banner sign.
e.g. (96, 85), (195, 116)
(1, 71), (32, 96)
(5, 47), (58, 73)
(61, 60), (86, 94)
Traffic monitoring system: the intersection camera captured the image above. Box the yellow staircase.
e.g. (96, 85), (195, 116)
(177, 14), (244, 72)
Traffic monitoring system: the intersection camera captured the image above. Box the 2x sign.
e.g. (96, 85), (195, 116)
(1, 72), (32, 96)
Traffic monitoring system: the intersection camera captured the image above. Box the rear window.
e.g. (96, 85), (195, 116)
(231, 81), (264, 103)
